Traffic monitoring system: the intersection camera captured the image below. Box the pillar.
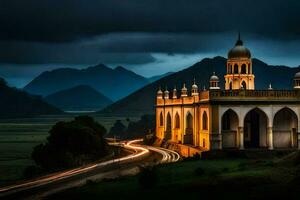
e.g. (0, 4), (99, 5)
(267, 127), (274, 150)
(238, 127), (244, 150)
(298, 132), (300, 150)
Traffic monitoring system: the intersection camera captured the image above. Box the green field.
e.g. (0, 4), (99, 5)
(50, 155), (300, 200)
(0, 114), (138, 186)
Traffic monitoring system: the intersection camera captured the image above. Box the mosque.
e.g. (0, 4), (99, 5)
(156, 34), (300, 151)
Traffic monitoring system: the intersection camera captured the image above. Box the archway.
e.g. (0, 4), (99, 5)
(175, 112), (180, 129)
(165, 112), (172, 140)
(234, 64), (239, 74)
(202, 111), (208, 130)
(159, 112), (164, 126)
(229, 82), (233, 90)
(273, 108), (298, 148)
(241, 81), (246, 89)
(184, 112), (193, 144)
(241, 64), (247, 74)
(244, 108), (268, 148)
(222, 109), (239, 148)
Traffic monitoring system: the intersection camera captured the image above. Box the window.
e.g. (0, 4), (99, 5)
(202, 111), (208, 130)
(234, 64), (239, 74)
(160, 112), (163, 126)
(228, 64), (232, 74)
(241, 81), (246, 89)
(241, 64), (247, 74)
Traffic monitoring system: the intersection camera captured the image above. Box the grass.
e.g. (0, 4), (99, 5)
(49, 156), (300, 200)
(0, 114), (138, 186)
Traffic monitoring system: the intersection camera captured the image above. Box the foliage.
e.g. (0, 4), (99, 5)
(32, 116), (108, 171)
(108, 114), (155, 139)
(108, 120), (126, 138)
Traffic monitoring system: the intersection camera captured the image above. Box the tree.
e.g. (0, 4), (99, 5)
(32, 116), (108, 171)
(108, 120), (126, 138)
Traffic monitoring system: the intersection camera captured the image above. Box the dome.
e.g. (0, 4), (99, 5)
(192, 83), (198, 89)
(294, 72), (300, 79)
(228, 34), (251, 59)
(182, 83), (187, 91)
(210, 72), (219, 81)
(157, 88), (163, 95)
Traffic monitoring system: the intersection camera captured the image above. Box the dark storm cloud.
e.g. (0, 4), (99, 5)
(0, 40), (155, 64)
(1, 0), (300, 42)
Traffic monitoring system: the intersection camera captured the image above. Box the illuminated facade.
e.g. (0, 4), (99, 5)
(156, 35), (300, 151)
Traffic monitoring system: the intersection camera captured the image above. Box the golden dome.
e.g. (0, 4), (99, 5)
(228, 34), (251, 59)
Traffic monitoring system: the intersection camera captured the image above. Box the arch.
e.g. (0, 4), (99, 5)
(184, 112), (194, 144)
(228, 64), (232, 74)
(222, 109), (239, 148)
(159, 112), (163, 126)
(273, 107), (298, 148)
(244, 108), (269, 148)
(234, 64), (239, 74)
(241, 81), (247, 89)
(175, 112), (180, 129)
(202, 111), (208, 130)
(165, 112), (172, 140)
(241, 64), (247, 74)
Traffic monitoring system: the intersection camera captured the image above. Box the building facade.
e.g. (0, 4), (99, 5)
(156, 35), (300, 151)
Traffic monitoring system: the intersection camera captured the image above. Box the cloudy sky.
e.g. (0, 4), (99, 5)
(1, 0), (300, 87)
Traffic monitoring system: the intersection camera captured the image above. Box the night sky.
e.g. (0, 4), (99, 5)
(1, 0), (300, 87)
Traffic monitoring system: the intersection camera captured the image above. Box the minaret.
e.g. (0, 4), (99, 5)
(191, 78), (199, 96)
(157, 86), (163, 99)
(225, 33), (255, 90)
(181, 83), (188, 97)
(209, 72), (220, 90)
(172, 86), (177, 99)
(294, 72), (300, 89)
(164, 87), (169, 99)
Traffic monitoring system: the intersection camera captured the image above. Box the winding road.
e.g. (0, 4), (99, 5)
(0, 139), (180, 199)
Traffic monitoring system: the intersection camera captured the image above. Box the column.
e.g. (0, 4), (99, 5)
(239, 127), (244, 150)
(298, 132), (300, 150)
(267, 127), (274, 150)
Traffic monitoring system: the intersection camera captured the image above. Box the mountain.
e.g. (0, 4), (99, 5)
(45, 85), (113, 111)
(23, 64), (148, 101)
(0, 77), (62, 118)
(100, 56), (300, 116)
(148, 72), (174, 83)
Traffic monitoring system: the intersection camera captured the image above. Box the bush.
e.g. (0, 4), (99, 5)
(138, 166), (158, 189)
(32, 116), (108, 171)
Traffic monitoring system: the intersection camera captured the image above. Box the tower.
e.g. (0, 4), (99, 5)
(157, 86), (163, 99)
(224, 33), (255, 90)
(209, 72), (220, 90)
(294, 72), (300, 89)
(181, 83), (188, 97)
(191, 79), (199, 96)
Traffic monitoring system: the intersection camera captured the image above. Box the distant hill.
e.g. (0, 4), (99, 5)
(45, 85), (113, 111)
(100, 56), (300, 116)
(23, 64), (148, 101)
(148, 72), (174, 83)
(0, 77), (62, 118)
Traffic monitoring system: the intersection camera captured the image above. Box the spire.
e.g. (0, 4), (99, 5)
(268, 83), (273, 90)
(235, 32), (243, 46)
(173, 85), (177, 99)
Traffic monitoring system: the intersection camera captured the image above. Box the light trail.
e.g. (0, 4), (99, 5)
(0, 139), (180, 197)
(0, 139), (149, 194)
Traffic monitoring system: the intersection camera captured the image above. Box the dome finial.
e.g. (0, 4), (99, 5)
(235, 32), (243, 46)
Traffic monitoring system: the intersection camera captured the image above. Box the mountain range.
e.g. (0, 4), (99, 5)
(0, 78), (62, 118)
(45, 85), (113, 111)
(23, 64), (149, 101)
(100, 56), (300, 116)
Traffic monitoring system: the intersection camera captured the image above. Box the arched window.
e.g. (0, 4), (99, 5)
(175, 113), (180, 129)
(234, 64), (239, 74)
(241, 81), (246, 89)
(229, 82), (233, 90)
(241, 64), (247, 74)
(159, 112), (163, 126)
(202, 111), (208, 130)
(228, 64), (232, 74)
